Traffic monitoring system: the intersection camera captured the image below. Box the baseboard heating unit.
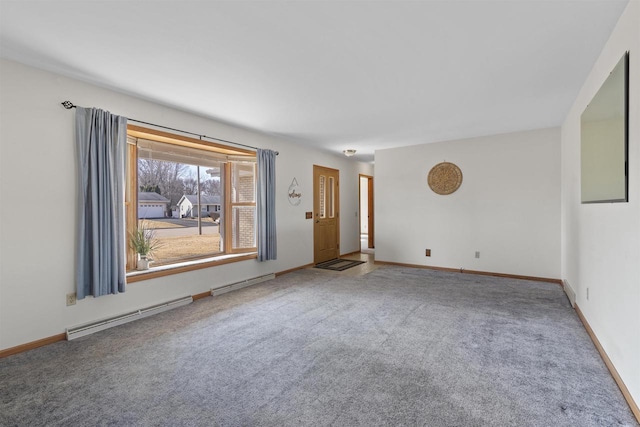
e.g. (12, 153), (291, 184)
(66, 296), (193, 340)
(563, 280), (576, 308)
(211, 273), (275, 296)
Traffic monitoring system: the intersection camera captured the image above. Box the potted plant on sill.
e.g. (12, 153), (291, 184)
(130, 221), (161, 271)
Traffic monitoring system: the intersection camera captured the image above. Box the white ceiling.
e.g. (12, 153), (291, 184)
(0, 0), (629, 163)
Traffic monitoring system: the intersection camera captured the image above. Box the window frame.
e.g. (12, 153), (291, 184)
(125, 125), (257, 276)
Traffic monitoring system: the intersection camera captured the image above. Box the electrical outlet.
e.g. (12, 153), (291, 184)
(425, 249), (431, 257)
(475, 251), (480, 258)
(586, 288), (589, 301)
(66, 292), (77, 306)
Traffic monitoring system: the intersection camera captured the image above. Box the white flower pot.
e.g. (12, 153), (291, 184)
(137, 255), (150, 271)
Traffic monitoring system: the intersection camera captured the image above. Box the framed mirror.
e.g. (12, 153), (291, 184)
(581, 52), (629, 204)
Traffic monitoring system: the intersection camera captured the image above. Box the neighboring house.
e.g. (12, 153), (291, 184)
(138, 192), (170, 219)
(177, 194), (221, 218)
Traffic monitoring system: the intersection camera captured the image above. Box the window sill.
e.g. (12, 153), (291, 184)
(126, 252), (257, 283)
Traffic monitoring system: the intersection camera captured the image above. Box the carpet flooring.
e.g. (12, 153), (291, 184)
(1, 265), (637, 426)
(315, 259), (366, 271)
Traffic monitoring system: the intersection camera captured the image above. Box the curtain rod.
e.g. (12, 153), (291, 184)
(61, 101), (278, 155)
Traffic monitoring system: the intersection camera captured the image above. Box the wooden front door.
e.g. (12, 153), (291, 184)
(314, 165), (340, 264)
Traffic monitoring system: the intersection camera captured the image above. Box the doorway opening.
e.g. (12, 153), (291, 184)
(359, 174), (374, 254)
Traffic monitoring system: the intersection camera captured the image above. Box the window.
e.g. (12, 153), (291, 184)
(125, 125), (257, 271)
(230, 162), (257, 250)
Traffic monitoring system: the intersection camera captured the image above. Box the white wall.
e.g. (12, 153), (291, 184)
(0, 59), (373, 350)
(561, 0), (639, 405)
(375, 128), (560, 279)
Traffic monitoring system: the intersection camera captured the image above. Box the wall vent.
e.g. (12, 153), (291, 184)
(211, 273), (275, 296)
(66, 296), (193, 340)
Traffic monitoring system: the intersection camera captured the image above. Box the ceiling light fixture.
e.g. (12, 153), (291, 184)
(343, 149), (357, 157)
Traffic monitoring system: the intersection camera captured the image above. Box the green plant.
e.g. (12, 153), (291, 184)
(130, 221), (162, 257)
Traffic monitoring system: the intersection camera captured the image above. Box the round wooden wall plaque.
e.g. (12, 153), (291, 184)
(428, 162), (463, 195)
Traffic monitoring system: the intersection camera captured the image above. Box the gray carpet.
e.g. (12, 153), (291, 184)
(1, 266), (637, 426)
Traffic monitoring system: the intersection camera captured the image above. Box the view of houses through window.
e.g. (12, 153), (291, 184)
(127, 128), (257, 268)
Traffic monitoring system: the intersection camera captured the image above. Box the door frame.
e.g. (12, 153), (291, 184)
(313, 165), (340, 264)
(359, 174), (374, 249)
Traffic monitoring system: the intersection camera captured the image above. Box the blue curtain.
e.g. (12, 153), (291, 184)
(76, 107), (127, 298)
(257, 149), (277, 261)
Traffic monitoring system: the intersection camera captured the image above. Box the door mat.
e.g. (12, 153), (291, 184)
(314, 259), (366, 272)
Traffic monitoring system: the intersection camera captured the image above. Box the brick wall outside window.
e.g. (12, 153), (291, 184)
(233, 174), (256, 248)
